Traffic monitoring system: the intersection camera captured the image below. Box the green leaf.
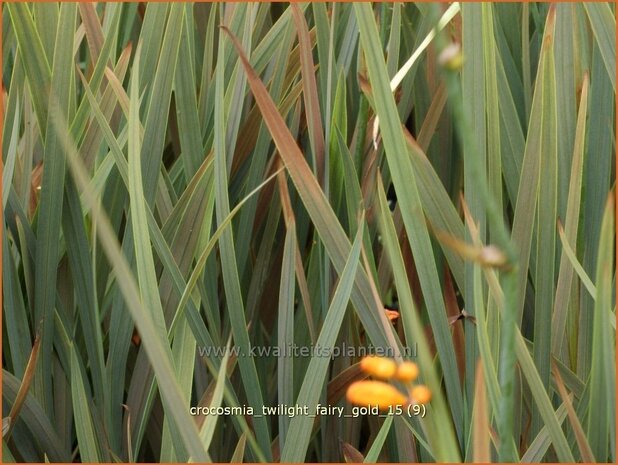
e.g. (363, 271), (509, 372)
(70, 346), (101, 462)
(214, 26), (273, 459)
(461, 5), (486, 420)
(364, 415), (394, 463)
(174, 5), (204, 180)
(552, 73), (589, 354)
(33, 2), (77, 415)
(2, 371), (69, 462)
(355, 3), (463, 446)
(583, 3), (616, 91)
(199, 338), (232, 455)
(532, 5), (558, 436)
(281, 219), (364, 462)
(375, 178), (460, 461)
(292, 4), (325, 184)
(5, 4), (51, 138)
(586, 196), (615, 461)
(515, 331), (575, 462)
(277, 226), (296, 450)
(520, 400), (568, 462)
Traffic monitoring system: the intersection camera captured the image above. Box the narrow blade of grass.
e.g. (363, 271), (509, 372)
(532, 5), (558, 436)
(552, 363), (594, 461)
(583, 2), (616, 91)
(515, 330), (575, 462)
(355, 5), (463, 445)
(214, 27), (273, 458)
(5, 335), (40, 440)
(363, 415), (394, 463)
(291, 4), (325, 185)
(281, 221), (363, 462)
(69, 346), (101, 462)
(198, 338), (231, 457)
(472, 361), (490, 462)
(520, 399), (568, 462)
(277, 226), (296, 450)
(586, 195), (615, 461)
(2, 371), (69, 462)
(552, 72), (589, 354)
(5, 4), (51, 138)
(375, 177), (460, 461)
(33, 2), (77, 416)
(557, 223), (596, 300)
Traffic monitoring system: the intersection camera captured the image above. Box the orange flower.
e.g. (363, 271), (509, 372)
(395, 361), (419, 382)
(346, 381), (408, 411)
(385, 309), (399, 321)
(360, 355), (397, 379)
(410, 385), (432, 404)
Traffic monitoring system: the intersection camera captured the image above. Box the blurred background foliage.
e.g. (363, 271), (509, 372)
(1, 2), (616, 462)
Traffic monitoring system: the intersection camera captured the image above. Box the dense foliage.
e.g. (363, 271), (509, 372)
(2, 2), (616, 462)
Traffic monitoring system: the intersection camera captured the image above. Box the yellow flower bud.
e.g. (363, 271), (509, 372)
(360, 356), (397, 379)
(395, 361), (419, 382)
(410, 385), (432, 405)
(346, 381), (408, 411)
